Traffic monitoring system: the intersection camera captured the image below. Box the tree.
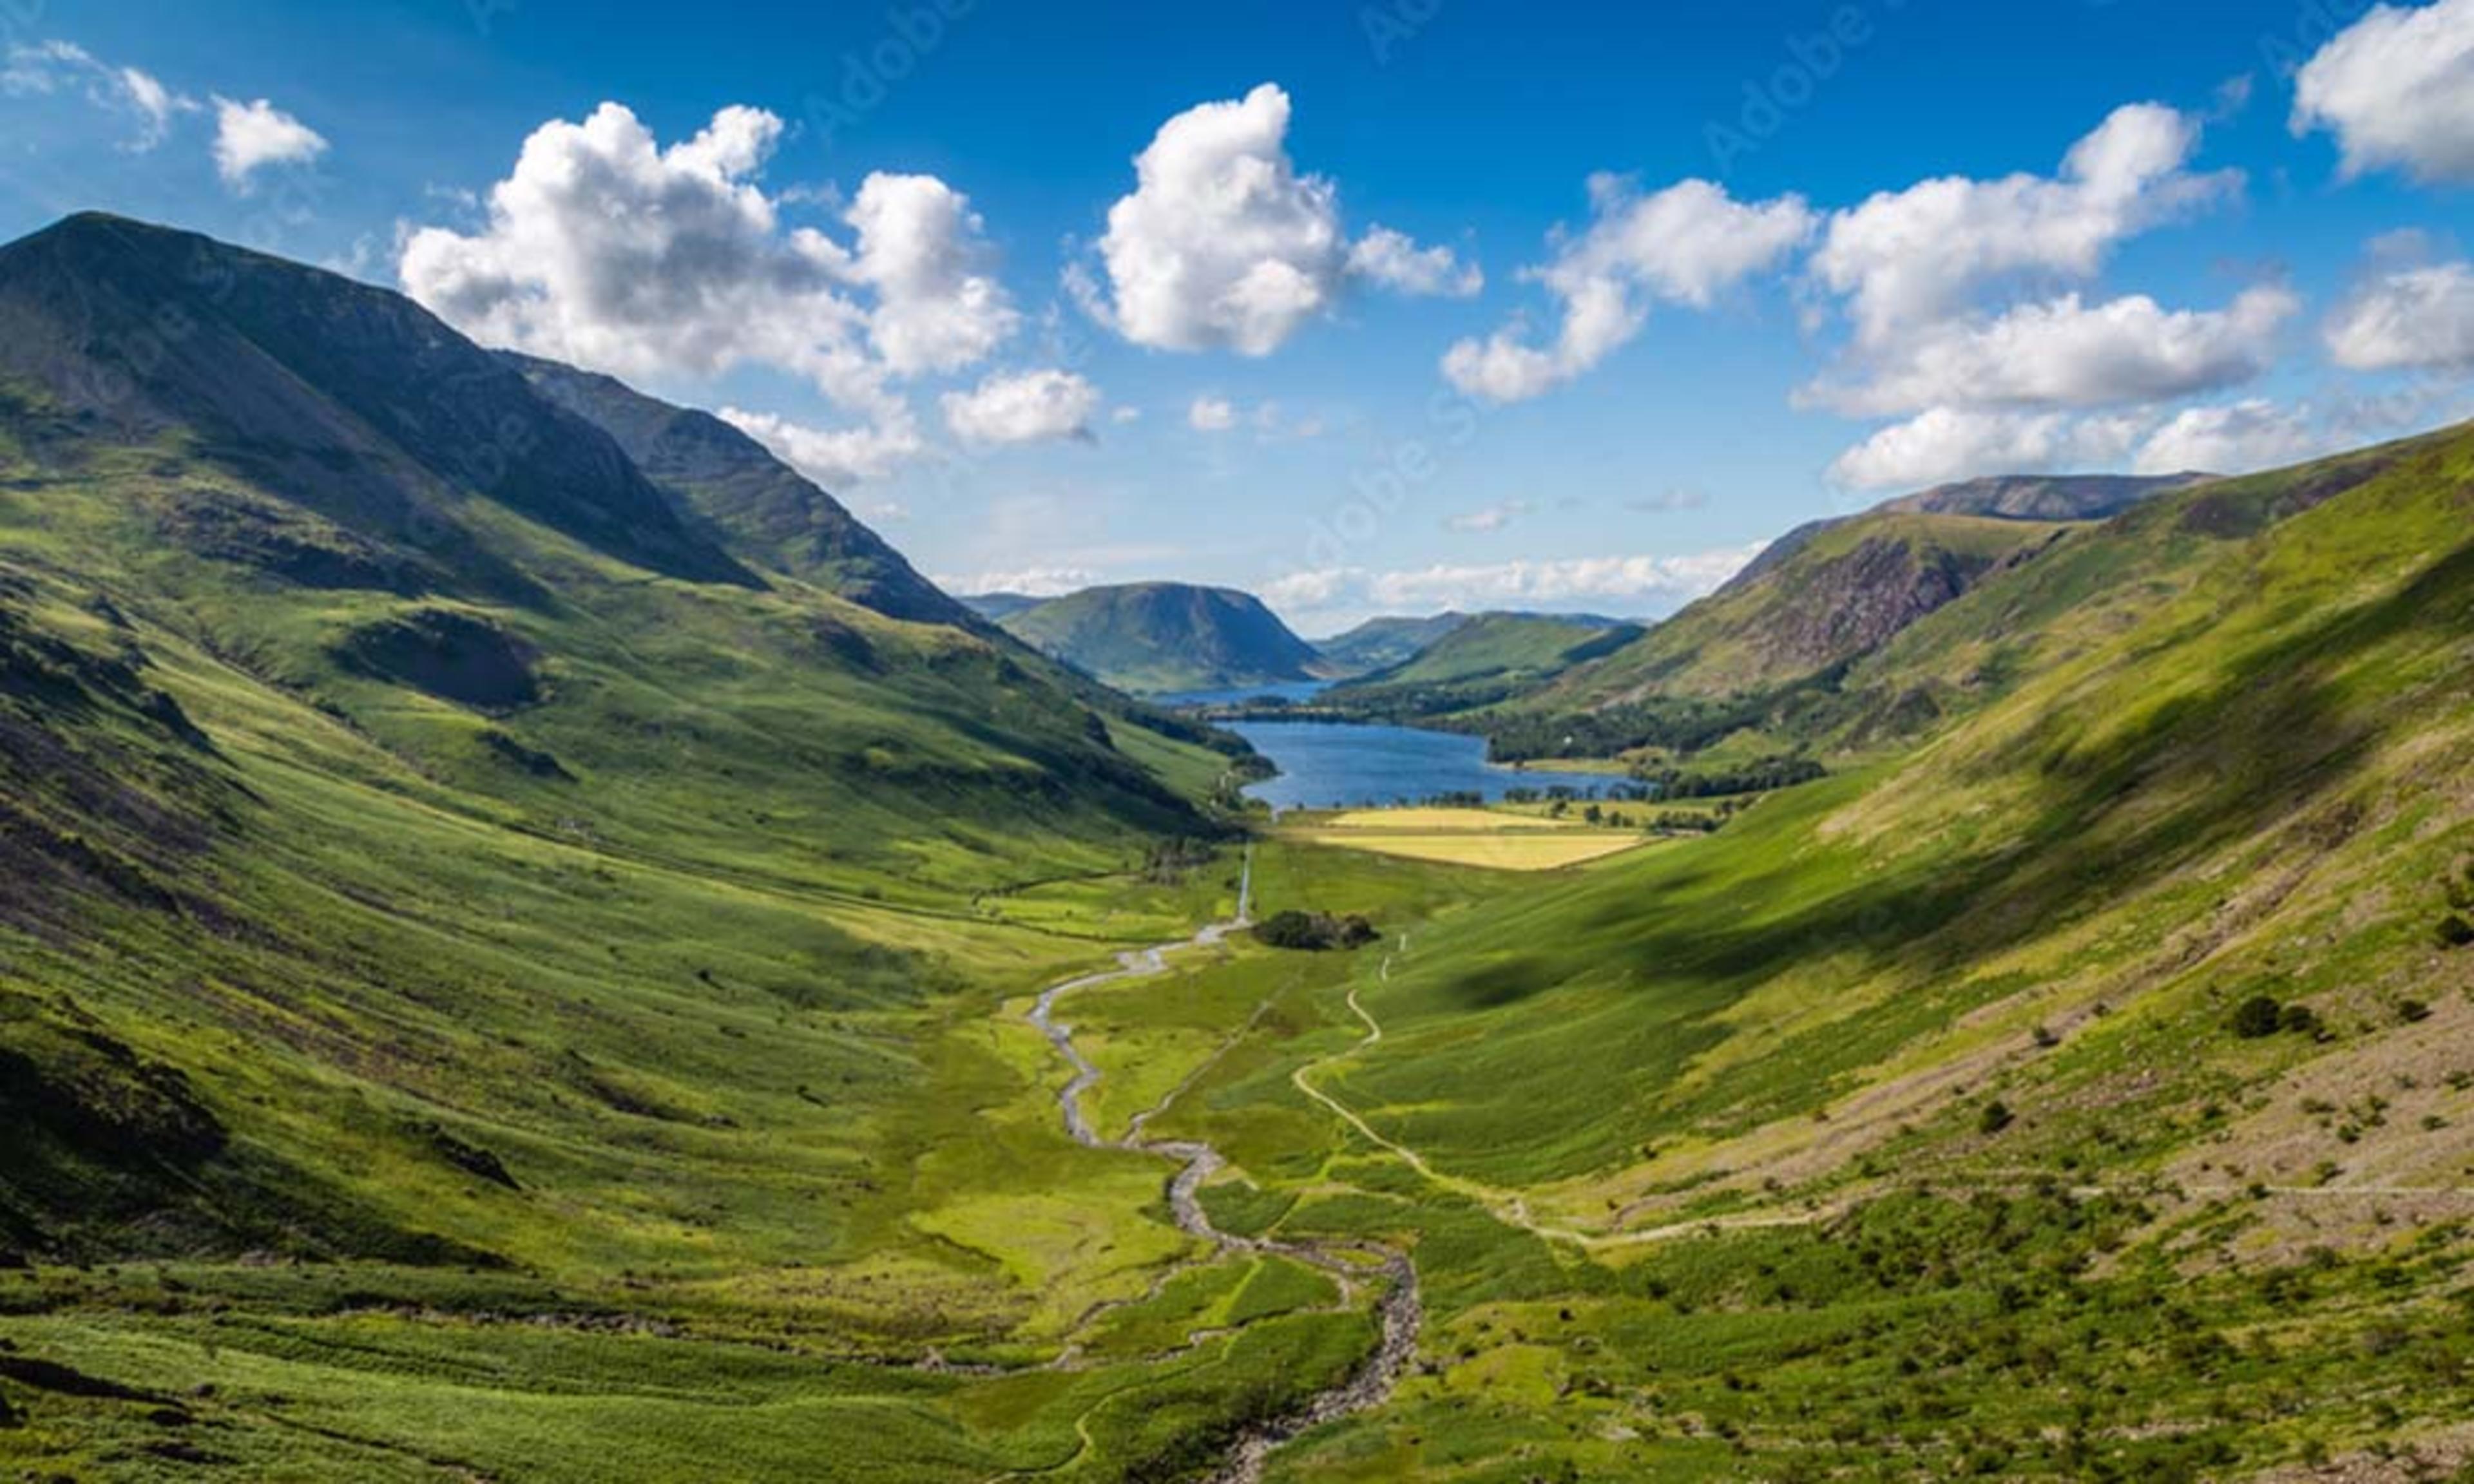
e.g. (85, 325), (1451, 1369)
(2231, 995), (2283, 1040)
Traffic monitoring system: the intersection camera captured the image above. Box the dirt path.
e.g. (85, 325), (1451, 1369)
(1026, 848), (1422, 1484)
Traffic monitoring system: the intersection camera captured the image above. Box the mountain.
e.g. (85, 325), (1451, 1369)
(1876, 468), (2214, 520)
(1326, 611), (1642, 714)
(1313, 612), (1473, 676)
(959, 591), (1047, 623)
(507, 353), (972, 627)
(0, 213), (1234, 1266)
(1510, 511), (2071, 723)
(997, 581), (1325, 694)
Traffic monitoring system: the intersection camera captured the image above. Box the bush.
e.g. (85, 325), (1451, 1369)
(2277, 1002), (2321, 1037)
(1979, 1101), (2015, 1136)
(1254, 910), (1379, 952)
(2231, 995), (2284, 1039)
(2434, 915), (2474, 950)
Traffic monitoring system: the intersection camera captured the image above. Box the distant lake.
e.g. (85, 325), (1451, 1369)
(1230, 719), (1629, 812)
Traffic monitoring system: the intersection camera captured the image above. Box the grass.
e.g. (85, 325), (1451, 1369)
(1285, 806), (1653, 871)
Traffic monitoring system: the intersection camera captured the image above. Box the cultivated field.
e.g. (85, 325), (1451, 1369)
(1290, 807), (1651, 870)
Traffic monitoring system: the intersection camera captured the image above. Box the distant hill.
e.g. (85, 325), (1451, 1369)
(999, 582), (1324, 695)
(959, 591), (1048, 623)
(1330, 612), (1641, 703)
(1877, 470), (2213, 520)
(1494, 511), (2073, 736)
(1313, 613), (1473, 677)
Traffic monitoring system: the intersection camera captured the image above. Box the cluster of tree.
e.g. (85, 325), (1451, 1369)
(1254, 909), (1380, 952)
(1635, 754), (1828, 800)
(1140, 838), (1218, 884)
(2230, 993), (2322, 1040)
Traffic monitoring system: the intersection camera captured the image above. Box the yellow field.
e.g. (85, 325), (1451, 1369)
(1292, 808), (1648, 870)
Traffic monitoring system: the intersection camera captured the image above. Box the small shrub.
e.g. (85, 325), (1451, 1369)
(2435, 915), (2474, 950)
(2397, 999), (2433, 1024)
(2231, 995), (2283, 1039)
(2277, 1002), (2321, 1037)
(1979, 1101), (2015, 1136)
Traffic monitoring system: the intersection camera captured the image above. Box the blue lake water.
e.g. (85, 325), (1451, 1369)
(1229, 720), (1631, 812)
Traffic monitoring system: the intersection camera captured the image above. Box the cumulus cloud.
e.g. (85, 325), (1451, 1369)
(1188, 395), (1238, 432)
(2131, 401), (2329, 476)
(1085, 82), (1475, 354)
(1347, 226), (1482, 298)
(719, 405), (925, 488)
(1827, 408), (2151, 491)
(940, 368), (1101, 445)
(2294, 0), (2474, 183)
(1261, 546), (1764, 626)
(1812, 104), (2236, 349)
(1805, 286), (2298, 417)
(3, 40), (195, 150)
(1443, 177), (1813, 403)
(931, 567), (1096, 598)
(400, 102), (1016, 463)
(2326, 255), (2474, 372)
(834, 171), (1019, 376)
(212, 95), (327, 187)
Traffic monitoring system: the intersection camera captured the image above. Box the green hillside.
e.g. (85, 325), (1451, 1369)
(10, 213), (2474, 1484)
(1312, 612), (1472, 677)
(1000, 581), (1324, 695)
(1325, 611), (1643, 715)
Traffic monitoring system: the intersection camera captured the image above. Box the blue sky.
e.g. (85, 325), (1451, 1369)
(5, 0), (2472, 632)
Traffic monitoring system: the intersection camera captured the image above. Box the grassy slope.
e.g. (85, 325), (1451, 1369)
(1329, 613), (1638, 698)
(1529, 511), (2073, 710)
(1005, 428), (2474, 1481)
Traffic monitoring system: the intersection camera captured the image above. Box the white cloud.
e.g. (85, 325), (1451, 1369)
(2326, 257), (2474, 371)
(1443, 177), (1812, 403)
(2131, 400), (2327, 476)
(863, 499), (910, 524)
(1263, 546), (1764, 626)
(1827, 407), (2151, 491)
(3, 40), (195, 150)
(940, 368), (1100, 445)
(1805, 286), (2298, 417)
(1444, 500), (1532, 533)
(1086, 82), (1474, 354)
(1188, 395), (1238, 432)
(212, 95), (327, 188)
(1347, 225), (1482, 298)
(932, 567), (1095, 598)
(719, 405), (925, 488)
(1812, 104), (2237, 349)
(836, 172), (1019, 376)
(2294, 0), (2474, 183)
(1109, 406), (1142, 425)
(399, 103), (1015, 462)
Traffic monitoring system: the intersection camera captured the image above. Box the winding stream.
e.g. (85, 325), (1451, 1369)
(1026, 848), (1422, 1484)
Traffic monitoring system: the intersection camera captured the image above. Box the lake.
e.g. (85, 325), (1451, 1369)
(1228, 719), (1631, 812)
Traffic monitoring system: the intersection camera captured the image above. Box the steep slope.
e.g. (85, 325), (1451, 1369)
(1000, 581), (1324, 694)
(1129, 421), (2474, 1479)
(0, 213), (1236, 1268)
(1313, 612), (1472, 677)
(1533, 511), (2071, 714)
(508, 353), (974, 627)
(1878, 469), (2212, 520)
